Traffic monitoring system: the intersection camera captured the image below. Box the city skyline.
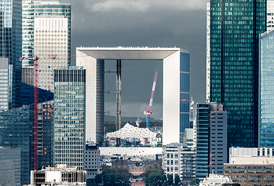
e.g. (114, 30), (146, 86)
(57, 0), (208, 118)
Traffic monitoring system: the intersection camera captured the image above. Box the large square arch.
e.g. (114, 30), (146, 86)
(76, 47), (190, 145)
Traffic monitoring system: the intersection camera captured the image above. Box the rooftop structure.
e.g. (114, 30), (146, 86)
(29, 164), (86, 186)
(106, 123), (159, 145)
(199, 174), (237, 186)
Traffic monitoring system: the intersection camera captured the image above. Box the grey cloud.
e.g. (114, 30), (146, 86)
(91, 0), (150, 12)
(59, 0), (208, 115)
(84, 0), (205, 13)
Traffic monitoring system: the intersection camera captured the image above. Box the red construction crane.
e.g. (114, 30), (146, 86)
(144, 70), (158, 129)
(20, 55), (55, 170)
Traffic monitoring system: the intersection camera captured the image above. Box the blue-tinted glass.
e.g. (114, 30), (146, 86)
(179, 51), (190, 141)
(0, 0), (22, 108)
(259, 31), (274, 148)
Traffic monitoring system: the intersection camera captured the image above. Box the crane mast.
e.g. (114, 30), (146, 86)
(144, 70), (158, 129)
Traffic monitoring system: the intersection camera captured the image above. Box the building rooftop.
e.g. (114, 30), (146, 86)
(23, 1), (70, 6)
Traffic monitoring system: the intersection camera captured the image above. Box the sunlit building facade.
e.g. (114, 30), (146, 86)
(22, 1), (71, 67)
(34, 16), (69, 92)
(259, 30), (274, 148)
(0, 0), (22, 109)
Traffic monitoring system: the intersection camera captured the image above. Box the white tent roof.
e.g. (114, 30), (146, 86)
(106, 123), (157, 139)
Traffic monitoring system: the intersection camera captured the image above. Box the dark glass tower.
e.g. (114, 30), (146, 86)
(210, 0), (266, 147)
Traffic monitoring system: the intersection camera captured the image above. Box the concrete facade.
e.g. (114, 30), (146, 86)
(76, 47), (190, 145)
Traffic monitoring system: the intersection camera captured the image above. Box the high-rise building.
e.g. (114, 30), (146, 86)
(22, 0), (71, 67)
(34, 16), (69, 92)
(259, 30), (274, 148)
(0, 105), (33, 185)
(196, 102), (227, 180)
(0, 0), (22, 109)
(53, 67), (86, 170)
(209, 0), (266, 147)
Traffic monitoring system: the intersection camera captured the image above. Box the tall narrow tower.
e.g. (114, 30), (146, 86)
(0, 0), (22, 109)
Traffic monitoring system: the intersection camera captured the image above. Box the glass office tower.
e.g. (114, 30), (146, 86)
(259, 31), (274, 148)
(0, 0), (22, 109)
(180, 51), (190, 142)
(22, 1), (71, 67)
(210, 0), (266, 147)
(53, 67), (86, 170)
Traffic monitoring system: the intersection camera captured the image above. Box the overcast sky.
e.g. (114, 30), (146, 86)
(59, 0), (208, 118)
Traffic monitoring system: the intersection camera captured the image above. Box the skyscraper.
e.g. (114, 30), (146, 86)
(0, 0), (22, 109)
(34, 16), (69, 92)
(0, 105), (34, 185)
(22, 1), (71, 67)
(196, 102), (227, 179)
(53, 67), (86, 170)
(259, 30), (274, 148)
(209, 0), (266, 147)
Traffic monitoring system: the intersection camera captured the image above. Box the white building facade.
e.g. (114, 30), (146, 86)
(163, 143), (195, 184)
(76, 47), (190, 145)
(34, 16), (68, 92)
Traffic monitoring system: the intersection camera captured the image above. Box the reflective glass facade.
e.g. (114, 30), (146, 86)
(0, 0), (22, 108)
(53, 68), (86, 170)
(210, 0), (266, 147)
(259, 31), (274, 147)
(196, 103), (210, 179)
(22, 1), (71, 67)
(180, 51), (190, 142)
(38, 101), (54, 168)
(0, 105), (33, 185)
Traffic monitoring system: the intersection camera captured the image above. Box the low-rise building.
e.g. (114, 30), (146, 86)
(85, 142), (101, 185)
(163, 143), (195, 184)
(224, 147), (274, 186)
(28, 164), (86, 186)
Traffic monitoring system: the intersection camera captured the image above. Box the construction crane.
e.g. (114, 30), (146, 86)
(20, 56), (39, 170)
(19, 55), (55, 170)
(144, 70), (158, 129)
